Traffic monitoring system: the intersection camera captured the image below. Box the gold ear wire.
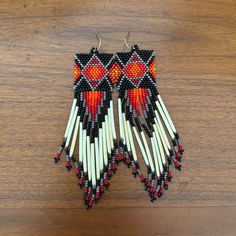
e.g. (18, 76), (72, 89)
(124, 30), (132, 49)
(95, 31), (102, 50)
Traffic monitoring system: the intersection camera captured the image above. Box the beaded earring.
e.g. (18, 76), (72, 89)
(115, 37), (184, 201)
(53, 35), (118, 209)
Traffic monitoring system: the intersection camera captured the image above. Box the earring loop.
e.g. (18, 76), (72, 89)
(124, 30), (132, 49)
(95, 31), (102, 50)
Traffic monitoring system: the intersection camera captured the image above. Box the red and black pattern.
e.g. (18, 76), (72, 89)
(116, 45), (156, 92)
(116, 45), (184, 201)
(52, 45), (184, 207)
(54, 48), (117, 209)
(74, 48), (114, 91)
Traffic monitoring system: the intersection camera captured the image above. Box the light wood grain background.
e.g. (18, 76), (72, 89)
(0, 0), (236, 235)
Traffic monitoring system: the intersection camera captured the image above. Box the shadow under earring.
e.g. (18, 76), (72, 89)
(115, 41), (184, 202)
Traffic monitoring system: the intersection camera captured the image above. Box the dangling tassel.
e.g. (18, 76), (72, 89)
(115, 44), (184, 201)
(53, 93), (77, 164)
(53, 48), (117, 209)
(53, 63), (82, 165)
(82, 88), (116, 208)
(154, 92), (184, 158)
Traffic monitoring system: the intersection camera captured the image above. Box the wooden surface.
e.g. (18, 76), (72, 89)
(0, 0), (236, 235)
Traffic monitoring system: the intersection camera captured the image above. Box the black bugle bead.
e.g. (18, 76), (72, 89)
(78, 103), (84, 117)
(101, 108), (106, 122)
(129, 113), (135, 127)
(147, 113), (155, 125)
(145, 118), (154, 132)
(147, 108), (154, 119)
(125, 109), (129, 121)
(91, 130), (95, 143)
(75, 96), (80, 106)
(98, 113), (102, 129)
(146, 115), (155, 125)
(150, 96), (158, 110)
(104, 107), (108, 116)
(148, 87), (158, 97)
(121, 98), (127, 113)
(142, 123), (153, 138)
(102, 100), (108, 115)
(94, 122), (99, 137)
(65, 147), (69, 155)
(175, 132), (180, 140)
(80, 106), (85, 122)
(107, 91), (112, 101)
(83, 114), (88, 130)
(74, 85), (79, 98)
(134, 117), (142, 132)
(87, 120), (91, 136)
(106, 99), (111, 109)
(147, 105), (155, 119)
(118, 89), (125, 99)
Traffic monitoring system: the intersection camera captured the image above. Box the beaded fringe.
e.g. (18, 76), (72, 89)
(53, 46), (184, 208)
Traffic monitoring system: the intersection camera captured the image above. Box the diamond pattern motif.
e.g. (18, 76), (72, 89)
(83, 64), (106, 87)
(116, 48), (156, 91)
(74, 52), (113, 91)
(123, 54), (147, 86)
(83, 55), (107, 89)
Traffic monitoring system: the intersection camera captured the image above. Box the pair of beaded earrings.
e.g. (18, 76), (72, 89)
(53, 34), (184, 209)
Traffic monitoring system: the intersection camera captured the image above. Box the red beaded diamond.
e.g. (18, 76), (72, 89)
(82, 55), (107, 88)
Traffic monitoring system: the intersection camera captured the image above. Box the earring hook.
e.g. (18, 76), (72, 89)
(124, 30), (132, 49)
(95, 31), (102, 50)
